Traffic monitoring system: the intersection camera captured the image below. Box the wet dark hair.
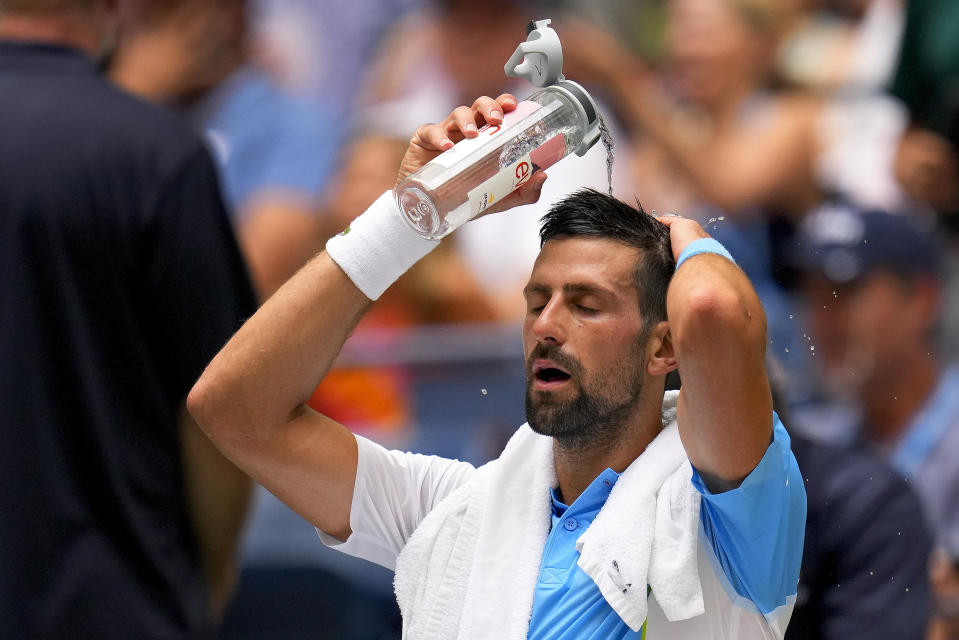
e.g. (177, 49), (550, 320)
(539, 188), (675, 326)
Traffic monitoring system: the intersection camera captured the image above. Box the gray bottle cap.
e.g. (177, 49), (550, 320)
(505, 19), (601, 156)
(504, 18), (564, 88)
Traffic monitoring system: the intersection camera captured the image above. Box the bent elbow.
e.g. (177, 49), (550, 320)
(186, 374), (219, 436)
(186, 367), (245, 447)
(674, 286), (766, 352)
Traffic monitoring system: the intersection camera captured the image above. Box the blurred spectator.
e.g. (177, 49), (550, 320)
(0, 1), (257, 637)
(777, 0), (905, 92)
(356, 3), (633, 321)
(563, 0), (821, 219)
(788, 430), (933, 640)
(791, 202), (959, 638)
(111, 0), (340, 298)
(888, 0), (959, 226)
(886, 0), (959, 369)
(251, 0), (424, 123)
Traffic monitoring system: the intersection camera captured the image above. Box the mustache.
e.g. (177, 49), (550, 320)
(525, 343), (583, 379)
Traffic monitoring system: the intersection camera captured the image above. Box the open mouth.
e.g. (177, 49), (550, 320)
(532, 361), (572, 389)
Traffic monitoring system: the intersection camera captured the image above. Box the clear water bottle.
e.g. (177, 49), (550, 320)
(395, 19), (602, 239)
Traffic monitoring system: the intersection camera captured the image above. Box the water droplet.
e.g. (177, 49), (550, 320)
(870, 571), (875, 576)
(717, 216), (726, 222)
(832, 290), (838, 298)
(905, 588), (910, 592)
(481, 388), (488, 396)
(784, 348), (789, 353)
(788, 314), (794, 319)
(810, 345), (815, 351)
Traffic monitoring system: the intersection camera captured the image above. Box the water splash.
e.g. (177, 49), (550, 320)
(597, 112), (615, 196)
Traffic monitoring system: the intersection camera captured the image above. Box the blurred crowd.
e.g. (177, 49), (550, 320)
(4, 0), (959, 638)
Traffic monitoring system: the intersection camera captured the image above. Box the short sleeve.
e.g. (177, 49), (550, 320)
(318, 435), (476, 570)
(691, 414), (807, 616)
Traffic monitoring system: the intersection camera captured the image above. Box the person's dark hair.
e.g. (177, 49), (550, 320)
(539, 188), (675, 327)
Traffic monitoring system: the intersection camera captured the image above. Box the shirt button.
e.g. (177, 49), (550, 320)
(564, 518), (578, 531)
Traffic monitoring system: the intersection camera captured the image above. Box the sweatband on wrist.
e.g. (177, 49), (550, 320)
(674, 237), (736, 271)
(326, 190), (440, 300)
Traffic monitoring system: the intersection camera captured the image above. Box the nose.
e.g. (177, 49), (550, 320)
(530, 298), (567, 346)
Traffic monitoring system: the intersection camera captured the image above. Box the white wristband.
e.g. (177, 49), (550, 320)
(326, 190), (440, 300)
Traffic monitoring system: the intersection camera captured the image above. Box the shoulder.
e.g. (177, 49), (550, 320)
(55, 72), (210, 176)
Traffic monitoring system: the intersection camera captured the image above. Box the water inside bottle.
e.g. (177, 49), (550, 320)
(597, 112), (615, 197)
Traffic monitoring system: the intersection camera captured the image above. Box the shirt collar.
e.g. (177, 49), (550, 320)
(549, 467), (621, 518)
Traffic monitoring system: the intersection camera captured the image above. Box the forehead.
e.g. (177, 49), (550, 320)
(527, 236), (642, 294)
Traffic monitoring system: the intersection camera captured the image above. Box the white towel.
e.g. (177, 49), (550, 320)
(394, 390), (704, 639)
(576, 398), (705, 628)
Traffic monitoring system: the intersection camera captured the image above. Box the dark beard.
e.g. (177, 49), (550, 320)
(524, 343), (645, 451)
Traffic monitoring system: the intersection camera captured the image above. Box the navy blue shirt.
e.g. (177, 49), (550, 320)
(787, 434), (933, 640)
(0, 42), (256, 638)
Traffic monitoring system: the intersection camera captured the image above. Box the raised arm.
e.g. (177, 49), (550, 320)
(561, 18), (819, 217)
(659, 216), (773, 492)
(187, 94), (545, 541)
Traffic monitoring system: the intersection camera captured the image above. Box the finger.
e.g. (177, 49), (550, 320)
(494, 93), (518, 113)
(655, 215), (680, 227)
(447, 105), (480, 139)
(410, 122), (455, 152)
(471, 95), (504, 127)
(481, 171), (548, 216)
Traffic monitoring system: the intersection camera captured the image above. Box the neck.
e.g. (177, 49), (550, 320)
(0, 11), (102, 56)
(862, 354), (940, 445)
(552, 395), (665, 506)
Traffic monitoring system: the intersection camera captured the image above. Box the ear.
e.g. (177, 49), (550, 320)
(645, 321), (677, 376)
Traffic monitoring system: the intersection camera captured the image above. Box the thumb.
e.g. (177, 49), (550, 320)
(476, 171), (548, 218)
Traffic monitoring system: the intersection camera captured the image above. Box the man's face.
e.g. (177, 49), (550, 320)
(803, 271), (927, 398)
(522, 237), (652, 449)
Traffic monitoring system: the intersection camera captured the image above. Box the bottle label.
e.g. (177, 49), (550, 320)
(467, 131), (566, 216)
(427, 100), (544, 170)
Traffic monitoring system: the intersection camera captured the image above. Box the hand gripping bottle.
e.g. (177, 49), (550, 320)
(395, 19), (602, 239)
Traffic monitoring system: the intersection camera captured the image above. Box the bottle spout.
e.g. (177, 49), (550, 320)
(504, 18), (564, 88)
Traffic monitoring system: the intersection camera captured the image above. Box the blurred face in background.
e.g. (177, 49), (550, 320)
(803, 271), (937, 401)
(666, 0), (780, 107)
(112, 0), (245, 103)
